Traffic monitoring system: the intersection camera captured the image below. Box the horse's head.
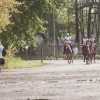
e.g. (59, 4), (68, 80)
(65, 42), (68, 46)
(65, 42), (70, 49)
(64, 43), (72, 54)
(86, 40), (89, 45)
(82, 44), (90, 56)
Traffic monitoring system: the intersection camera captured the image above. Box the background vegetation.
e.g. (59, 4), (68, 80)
(0, 0), (100, 68)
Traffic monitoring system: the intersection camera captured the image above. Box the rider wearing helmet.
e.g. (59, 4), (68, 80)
(82, 34), (89, 46)
(90, 34), (96, 45)
(64, 33), (71, 44)
(82, 34), (89, 54)
(63, 33), (73, 54)
(89, 34), (96, 53)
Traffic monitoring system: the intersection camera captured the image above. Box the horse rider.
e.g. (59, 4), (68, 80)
(82, 34), (90, 52)
(63, 33), (73, 54)
(90, 34), (96, 46)
(89, 34), (96, 53)
(82, 34), (89, 46)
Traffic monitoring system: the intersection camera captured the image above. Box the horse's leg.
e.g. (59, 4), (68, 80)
(94, 54), (96, 63)
(67, 54), (69, 63)
(72, 55), (73, 63)
(70, 53), (73, 64)
(91, 54), (93, 64)
(86, 57), (88, 64)
(88, 54), (91, 64)
(69, 55), (71, 64)
(83, 55), (85, 62)
(68, 57), (70, 63)
(86, 56), (88, 64)
(68, 54), (70, 64)
(88, 53), (92, 63)
(0, 66), (1, 73)
(88, 55), (90, 64)
(89, 53), (92, 64)
(86, 55), (89, 64)
(69, 54), (71, 63)
(68, 57), (69, 63)
(71, 54), (73, 63)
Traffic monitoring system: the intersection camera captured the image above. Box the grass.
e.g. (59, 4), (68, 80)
(6, 54), (100, 69)
(7, 57), (46, 69)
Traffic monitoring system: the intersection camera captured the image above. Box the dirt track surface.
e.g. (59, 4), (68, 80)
(0, 60), (100, 100)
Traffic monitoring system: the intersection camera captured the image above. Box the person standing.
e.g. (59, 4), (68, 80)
(0, 42), (6, 72)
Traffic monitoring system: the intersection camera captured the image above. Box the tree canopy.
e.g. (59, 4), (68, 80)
(0, 0), (21, 32)
(0, 0), (100, 51)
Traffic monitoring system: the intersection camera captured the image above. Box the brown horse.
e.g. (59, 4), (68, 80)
(82, 41), (90, 64)
(64, 43), (73, 64)
(89, 41), (96, 63)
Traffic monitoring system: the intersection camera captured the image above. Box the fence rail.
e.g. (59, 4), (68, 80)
(19, 42), (100, 60)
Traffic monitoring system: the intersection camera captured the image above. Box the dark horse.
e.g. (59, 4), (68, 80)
(82, 41), (90, 64)
(82, 40), (96, 64)
(64, 43), (73, 64)
(89, 41), (96, 63)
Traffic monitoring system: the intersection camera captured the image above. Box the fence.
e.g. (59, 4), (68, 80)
(18, 42), (100, 60)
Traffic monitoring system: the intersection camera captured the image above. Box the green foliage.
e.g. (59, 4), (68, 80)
(0, 0), (70, 48)
(0, 0), (21, 32)
(3, 43), (18, 68)
(55, 0), (75, 37)
(95, 55), (100, 60)
(45, 56), (55, 60)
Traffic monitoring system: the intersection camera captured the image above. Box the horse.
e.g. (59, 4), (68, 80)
(64, 42), (73, 64)
(89, 41), (96, 63)
(82, 41), (91, 64)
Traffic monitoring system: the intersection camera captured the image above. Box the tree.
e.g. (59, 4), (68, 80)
(0, 0), (21, 32)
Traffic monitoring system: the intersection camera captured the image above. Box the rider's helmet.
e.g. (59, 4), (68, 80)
(91, 34), (94, 38)
(85, 34), (87, 38)
(91, 34), (95, 42)
(65, 33), (69, 36)
(84, 34), (88, 38)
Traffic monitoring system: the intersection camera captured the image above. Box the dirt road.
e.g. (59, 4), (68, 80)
(0, 60), (100, 100)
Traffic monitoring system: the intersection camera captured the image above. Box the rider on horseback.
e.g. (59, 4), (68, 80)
(90, 34), (96, 46)
(82, 34), (96, 64)
(89, 34), (96, 54)
(82, 34), (89, 53)
(63, 33), (73, 54)
(82, 34), (89, 46)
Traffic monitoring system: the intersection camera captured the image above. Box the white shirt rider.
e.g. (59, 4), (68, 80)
(64, 33), (72, 44)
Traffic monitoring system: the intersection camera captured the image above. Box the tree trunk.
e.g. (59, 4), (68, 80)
(87, 7), (92, 38)
(75, 0), (80, 43)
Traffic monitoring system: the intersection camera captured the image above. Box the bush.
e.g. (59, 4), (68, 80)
(95, 55), (100, 60)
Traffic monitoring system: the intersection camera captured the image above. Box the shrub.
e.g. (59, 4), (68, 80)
(95, 55), (100, 60)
